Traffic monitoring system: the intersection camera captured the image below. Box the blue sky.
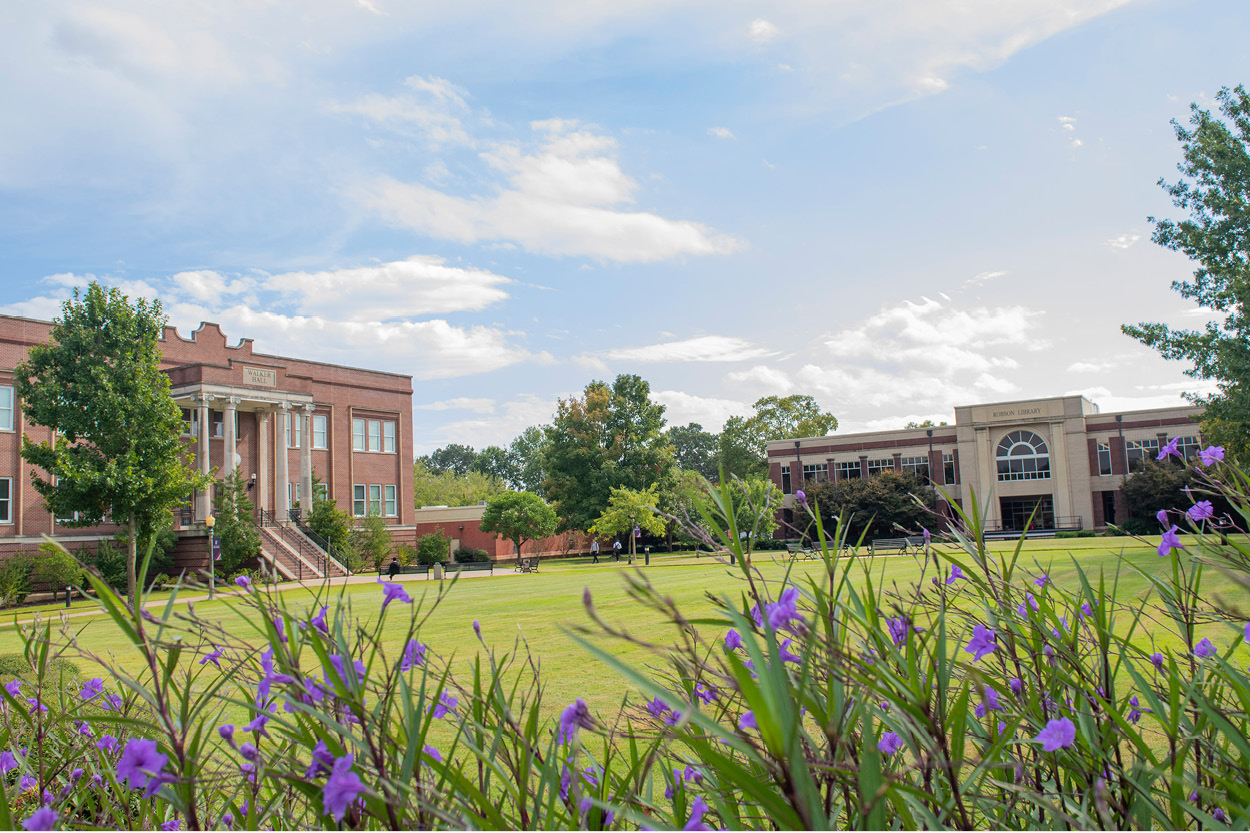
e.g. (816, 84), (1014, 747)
(1, 0), (1241, 453)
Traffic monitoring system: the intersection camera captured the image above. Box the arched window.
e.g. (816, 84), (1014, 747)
(996, 430), (1050, 481)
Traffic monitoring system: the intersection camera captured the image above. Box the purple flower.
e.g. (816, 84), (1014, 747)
(73, 720), (92, 737)
(1158, 525), (1183, 558)
(766, 586), (801, 630)
(310, 606), (329, 634)
(693, 683), (717, 705)
(21, 807), (56, 832)
(779, 638), (801, 663)
(1035, 717), (1076, 751)
(1017, 593), (1039, 617)
(557, 698), (593, 743)
(399, 640), (426, 672)
(684, 795), (713, 831)
(160, 820), (181, 831)
(878, 732), (904, 756)
(964, 624), (997, 662)
(220, 814), (233, 829)
(89, 775), (102, 788)
(749, 604), (763, 629)
(646, 697), (670, 717)
(378, 579), (412, 609)
(102, 694), (123, 711)
(1245, 622), (1250, 645)
(1198, 445), (1225, 467)
(1156, 509), (1169, 525)
(116, 738), (171, 796)
(922, 527), (931, 545)
(96, 736), (118, 754)
(322, 755), (367, 822)
(738, 711), (756, 731)
(1150, 652), (1164, 670)
(0, 751), (16, 774)
(328, 654), (367, 687)
(19, 775), (35, 792)
(1194, 638), (1217, 658)
(218, 725), (235, 745)
(1080, 602), (1094, 619)
(272, 615), (288, 643)
(945, 565), (965, 585)
(1034, 574), (1049, 588)
(239, 743), (259, 762)
(305, 740), (335, 778)
(974, 686), (1001, 719)
(423, 744), (442, 763)
(886, 616), (910, 647)
(235, 576), (251, 589)
(1127, 695), (1150, 724)
(1213, 808), (1227, 823)
(472, 620), (481, 638)
(25, 698), (47, 714)
(257, 648), (295, 700)
(80, 678), (105, 701)
(243, 713), (269, 737)
(1157, 436), (1180, 460)
(724, 629), (742, 651)
(1009, 677), (1023, 696)
(794, 489), (807, 505)
(431, 692), (458, 720)
(199, 649), (222, 668)
(1187, 501), (1215, 523)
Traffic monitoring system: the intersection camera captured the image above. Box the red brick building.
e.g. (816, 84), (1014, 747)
(411, 505), (598, 560)
(0, 314), (414, 578)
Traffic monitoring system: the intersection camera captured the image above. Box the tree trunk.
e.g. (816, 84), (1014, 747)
(126, 516), (138, 610)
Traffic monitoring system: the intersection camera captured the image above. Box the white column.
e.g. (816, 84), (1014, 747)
(276, 404), (290, 521)
(224, 396), (239, 478)
(1049, 421), (1073, 524)
(975, 427), (999, 529)
(197, 394), (211, 521)
(258, 410), (270, 515)
(300, 404), (315, 515)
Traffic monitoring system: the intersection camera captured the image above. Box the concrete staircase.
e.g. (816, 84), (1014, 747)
(254, 511), (349, 581)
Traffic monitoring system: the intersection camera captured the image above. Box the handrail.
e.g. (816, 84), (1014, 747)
(254, 508), (328, 579)
(292, 517), (352, 577)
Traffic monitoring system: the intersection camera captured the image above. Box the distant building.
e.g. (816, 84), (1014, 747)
(0, 314), (414, 578)
(766, 394), (1204, 534)
(414, 504), (596, 560)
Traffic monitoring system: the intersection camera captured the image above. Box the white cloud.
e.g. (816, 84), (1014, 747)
(708, 126), (735, 139)
(653, 390), (746, 433)
(261, 256), (512, 321)
(725, 364), (794, 395)
(332, 75), (471, 147)
(919, 76), (949, 92)
(964, 269), (1007, 287)
(414, 397), (496, 413)
(602, 335), (775, 364)
(1063, 383), (1218, 413)
(172, 270), (257, 302)
(1106, 233), (1141, 250)
(420, 394), (556, 453)
(1066, 360), (1116, 373)
(749, 19), (780, 43)
(1070, 138), (1083, 148)
(358, 120), (741, 262)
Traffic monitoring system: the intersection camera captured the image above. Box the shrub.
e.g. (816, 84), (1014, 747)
(354, 513), (394, 572)
(395, 543), (418, 567)
(452, 545), (489, 563)
(0, 556), (30, 609)
(1053, 529), (1096, 538)
(31, 541), (84, 589)
(415, 531), (448, 565)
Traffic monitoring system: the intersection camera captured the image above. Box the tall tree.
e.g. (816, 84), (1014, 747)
(542, 374), (672, 532)
(665, 422), (720, 480)
(471, 445), (518, 486)
(212, 470), (262, 577)
(1123, 85), (1250, 462)
(422, 443), (479, 476)
(412, 460), (505, 508)
(15, 283), (209, 608)
(718, 395), (839, 479)
(588, 484), (668, 561)
(508, 425), (548, 495)
(478, 491), (558, 557)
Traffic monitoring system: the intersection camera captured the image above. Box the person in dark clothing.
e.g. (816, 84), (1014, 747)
(387, 556), (401, 578)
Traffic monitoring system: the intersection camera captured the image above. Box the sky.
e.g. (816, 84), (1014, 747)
(0, 0), (1240, 454)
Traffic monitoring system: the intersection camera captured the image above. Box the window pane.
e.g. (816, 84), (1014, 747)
(383, 421), (395, 453)
(313, 415), (327, 449)
(385, 485), (396, 517)
(0, 478), (10, 523)
(369, 484), (381, 515)
(368, 420), (381, 452)
(353, 484), (365, 516)
(352, 419), (365, 451)
(0, 387), (12, 431)
(781, 465), (791, 494)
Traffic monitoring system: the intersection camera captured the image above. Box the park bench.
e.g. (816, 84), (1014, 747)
(785, 542), (816, 560)
(515, 557), (540, 574)
(869, 536), (926, 556)
(448, 561), (493, 575)
(381, 564), (431, 577)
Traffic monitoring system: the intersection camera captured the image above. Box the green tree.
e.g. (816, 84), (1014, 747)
(717, 395), (838, 480)
(670, 472), (784, 552)
(415, 531), (448, 566)
(307, 474), (352, 552)
(15, 283), (210, 609)
(666, 423), (720, 480)
(472, 445), (519, 486)
(478, 491), (558, 557)
(212, 470), (262, 577)
(421, 444), (479, 476)
(542, 375), (672, 532)
(412, 460), (506, 508)
(32, 542), (85, 591)
(905, 419), (948, 428)
(354, 513), (394, 572)
(1123, 85), (1250, 463)
(805, 471), (936, 543)
(508, 425), (549, 495)
(589, 484), (668, 562)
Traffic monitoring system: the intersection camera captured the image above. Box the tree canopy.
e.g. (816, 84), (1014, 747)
(804, 471), (936, 544)
(412, 460), (506, 508)
(665, 423), (720, 480)
(541, 374), (672, 532)
(15, 282), (208, 608)
(718, 395), (839, 479)
(479, 491), (558, 556)
(1123, 85), (1250, 462)
(588, 484), (668, 543)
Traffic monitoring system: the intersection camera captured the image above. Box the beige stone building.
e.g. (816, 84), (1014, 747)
(766, 395), (1204, 533)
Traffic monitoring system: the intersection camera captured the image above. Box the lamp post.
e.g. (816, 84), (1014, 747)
(629, 514), (636, 565)
(205, 514), (217, 598)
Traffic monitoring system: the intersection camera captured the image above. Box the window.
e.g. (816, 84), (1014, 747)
(288, 482), (301, 507)
(802, 463), (828, 483)
(180, 408), (195, 437)
(352, 484), (366, 517)
(314, 482), (328, 501)
(1176, 436), (1201, 460)
(285, 412), (301, 448)
(996, 430), (1051, 481)
(1125, 438), (1160, 472)
(383, 421), (396, 453)
(1097, 442), (1112, 476)
(0, 386), (12, 431)
(836, 461), (861, 480)
(313, 414), (328, 450)
(0, 478), (11, 523)
(352, 418), (365, 451)
(901, 456), (929, 480)
(384, 485), (397, 517)
(368, 420), (382, 452)
(210, 410), (224, 439)
(781, 465), (791, 494)
(867, 459), (892, 476)
(369, 484), (382, 516)
(943, 453), (956, 485)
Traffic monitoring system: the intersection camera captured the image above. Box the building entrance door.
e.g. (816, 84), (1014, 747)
(999, 495), (1055, 531)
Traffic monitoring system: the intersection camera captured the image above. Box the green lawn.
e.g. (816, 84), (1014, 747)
(0, 535), (1237, 726)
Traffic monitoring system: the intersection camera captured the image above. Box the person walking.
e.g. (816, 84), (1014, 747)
(590, 539), (600, 564)
(387, 556), (401, 579)
(612, 539), (622, 561)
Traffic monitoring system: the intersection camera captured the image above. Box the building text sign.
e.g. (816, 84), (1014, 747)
(243, 366), (277, 387)
(971, 400), (1065, 424)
